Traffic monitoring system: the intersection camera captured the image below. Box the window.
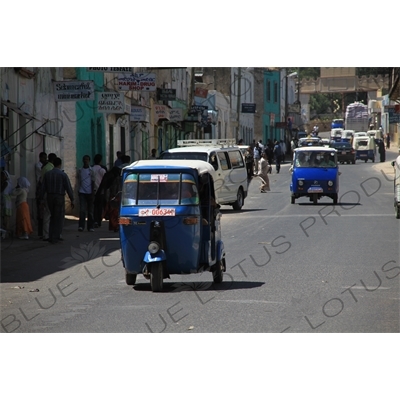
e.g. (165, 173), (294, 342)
(218, 152), (229, 170)
(228, 150), (245, 169)
(266, 80), (271, 102)
(274, 82), (278, 103)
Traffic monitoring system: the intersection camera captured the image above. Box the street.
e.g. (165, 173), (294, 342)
(1, 145), (399, 333)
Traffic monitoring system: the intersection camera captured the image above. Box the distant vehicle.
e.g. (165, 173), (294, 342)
(341, 130), (355, 143)
(367, 130), (383, 141)
(331, 119), (344, 129)
(159, 139), (248, 210)
(329, 141), (355, 164)
(295, 131), (307, 140)
(353, 136), (375, 163)
(344, 102), (369, 132)
(331, 128), (343, 141)
(298, 137), (323, 147)
(321, 138), (330, 147)
(290, 147), (339, 205)
(353, 132), (368, 138)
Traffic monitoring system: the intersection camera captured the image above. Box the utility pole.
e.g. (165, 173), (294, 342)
(236, 67), (241, 143)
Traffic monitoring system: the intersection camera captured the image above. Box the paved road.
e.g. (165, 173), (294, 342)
(1, 148), (399, 333)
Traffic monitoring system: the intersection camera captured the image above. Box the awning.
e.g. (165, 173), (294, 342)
(1, 100), (39, 121)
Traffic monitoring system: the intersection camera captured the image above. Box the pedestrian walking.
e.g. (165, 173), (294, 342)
(77, 155), (95, 232)
(245, 146), (254, 179)
(280, 140), (287, 163)
(41, 153), (56, 241)
(35, 152), (47, 238)
(258, 153), (271, 193)
(149, 148), (157, 160)
(253, 143), (262, 174)
(96, 166), (122, 232)
(114, 151), (123, 167)
(40, 157), (74, 244)
(92, 154), (107, 228)
(386, 134), (390, 149)
(11, 177), (33, 240)
(273, 140), (282, 173)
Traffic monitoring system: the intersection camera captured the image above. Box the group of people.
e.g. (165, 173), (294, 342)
(0, 150), (131, 243)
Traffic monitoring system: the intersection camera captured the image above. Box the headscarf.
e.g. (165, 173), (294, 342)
(17, 176), (31, 191)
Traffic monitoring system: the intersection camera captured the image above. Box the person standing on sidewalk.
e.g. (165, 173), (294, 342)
(11, 177), (33, 240)
(35, 152), (47, 238)
(40, 157), (74, 244)
(92, 154), (106, 228)
(41, 153), (56, 241)
(77, 155), (95, 232)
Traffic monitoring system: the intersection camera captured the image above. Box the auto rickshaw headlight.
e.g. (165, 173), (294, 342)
(148, 241), (160, 254)
(298, 180), (304, 186)
(328, 180), (334, 187)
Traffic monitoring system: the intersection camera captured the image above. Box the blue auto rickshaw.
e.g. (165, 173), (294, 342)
(119, 160), (226, 292)
(290, 147), (339, 205)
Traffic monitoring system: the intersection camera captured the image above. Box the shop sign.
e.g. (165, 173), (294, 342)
(241, 103), (256, 113)
(131, 106), (150, 122)
(53, 81), (95, 102)
(189, 105), (208, 115)
(157, 88), (176, 101)
(118, 73), (156, 91)
(153, 104), (170, 122)
(170, 108), (183, 122)
(97, 92), (125, 113)
(87, 67), (132, 73)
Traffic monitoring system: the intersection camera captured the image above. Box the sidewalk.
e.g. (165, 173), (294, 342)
(371, 146), (399, 175)
(0, 216), (120, 282)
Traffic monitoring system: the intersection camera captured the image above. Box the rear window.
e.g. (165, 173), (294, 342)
(122, 173), (199, 206)
(332, 143), (352, 149)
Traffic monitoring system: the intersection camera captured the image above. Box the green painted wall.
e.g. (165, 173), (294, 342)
(75, 68), (105, 166)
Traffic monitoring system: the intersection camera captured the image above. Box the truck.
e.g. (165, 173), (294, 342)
(344, 102), (369, 132)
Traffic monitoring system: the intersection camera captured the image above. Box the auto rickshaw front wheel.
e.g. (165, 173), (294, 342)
(125, 271), (137, 285)
(150, 262), (163, 292)
(396, 204), (400, 219)
(313, 194), (318, 205)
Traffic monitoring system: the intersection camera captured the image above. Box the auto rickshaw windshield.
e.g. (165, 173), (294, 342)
(122, 172), (199, 206)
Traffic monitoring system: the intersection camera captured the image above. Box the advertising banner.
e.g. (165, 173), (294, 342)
(87, 67), (132, 73)
(53, 81), (95, 102)
(169, 108), (183, 122)
(131, 106), (150, 122)
(118, 73), (156, 91)
(97, 92), (125, 113)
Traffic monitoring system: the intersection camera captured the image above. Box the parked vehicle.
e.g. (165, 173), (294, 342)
(329, 141), (355, 164)
(353, 136), (375, 163)
(290, 147), (339, 205)
(159, 139), (248, 210)
(119, 159), (226, 291)
(391, 156), (400, 219)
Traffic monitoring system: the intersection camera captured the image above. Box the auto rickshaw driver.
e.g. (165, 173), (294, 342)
(319, 152), (335, 167)
(295, 152), (308, 167)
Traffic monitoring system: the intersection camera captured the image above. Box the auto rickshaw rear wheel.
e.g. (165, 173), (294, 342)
(150, 262), (163, 292)
(212, 259), (224, 284)
(291, 195), (295, 204)
(313, 194), (318, 205)
(333, 194), (338, 205)
(125, 271), (137, 285)
(396, 204), (400, 219)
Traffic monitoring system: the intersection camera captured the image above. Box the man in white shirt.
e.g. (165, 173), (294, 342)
(77, 155), (95, 232)
(92, 154), (107, 228)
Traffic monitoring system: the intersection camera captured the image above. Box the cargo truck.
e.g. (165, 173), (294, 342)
(344, 102), (369, 132)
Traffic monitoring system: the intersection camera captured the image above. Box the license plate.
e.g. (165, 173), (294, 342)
(139, 208), (176, 217)
(342, 151), (346, 155)
(308, 187), (323, 193)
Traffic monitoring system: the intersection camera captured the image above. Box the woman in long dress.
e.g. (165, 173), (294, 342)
(258, 153), (271, 193)
(11, 176), (33, 239)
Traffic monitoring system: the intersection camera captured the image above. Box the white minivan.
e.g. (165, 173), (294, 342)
(159, 139), (248, 210)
